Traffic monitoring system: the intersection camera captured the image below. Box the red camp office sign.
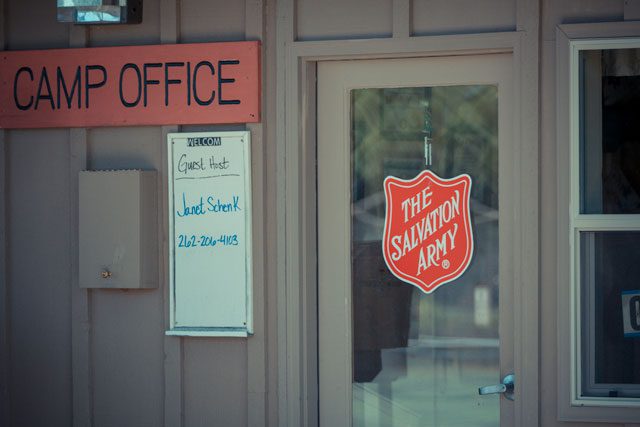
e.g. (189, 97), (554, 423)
(382, 170), (473, 294)
(0, 41), (259, 129)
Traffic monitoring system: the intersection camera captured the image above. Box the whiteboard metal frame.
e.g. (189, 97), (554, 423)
(166, 131), (253, 337)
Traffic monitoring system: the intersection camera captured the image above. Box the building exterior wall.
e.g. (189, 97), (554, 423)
(0, 0), (638, 426)
(540, 2), (628, 427)
(0, 1), (275, 427)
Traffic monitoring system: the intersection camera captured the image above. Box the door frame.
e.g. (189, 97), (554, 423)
(317, 53), (515, 426)
(276, 31), (539, 427)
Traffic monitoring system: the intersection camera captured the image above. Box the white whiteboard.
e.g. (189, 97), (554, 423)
(167, 131), (252, 336)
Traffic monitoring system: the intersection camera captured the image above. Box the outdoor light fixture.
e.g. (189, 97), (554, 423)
(57, 0), (142, 24)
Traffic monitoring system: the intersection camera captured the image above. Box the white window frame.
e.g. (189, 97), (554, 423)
(557, 22), (640, 422)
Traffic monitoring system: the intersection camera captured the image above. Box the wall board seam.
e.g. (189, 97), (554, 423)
(264, 0), (279, 424)
(515, 0), (540, 425)
(392, 0), (411, 38)
(68, 24), (93, 427)
(0, 1), (9, 425)
(70, 129), (92, 427)
(161, 126), (181, 427)
(0, 133), (8, 427)
(70, 127), (93, 427)
(276, 0), (295, 425)
(160, 2), (182, 427)
(245, 1), (268, 427)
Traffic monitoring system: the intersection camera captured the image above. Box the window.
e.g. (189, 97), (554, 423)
(575, 44), (640, 402)
(559, 29), (640, 421)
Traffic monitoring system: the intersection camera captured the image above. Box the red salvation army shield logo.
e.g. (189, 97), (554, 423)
(382, 170), (473, 294)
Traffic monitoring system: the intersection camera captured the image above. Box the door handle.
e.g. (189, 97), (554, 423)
(478, 374), (515, 401)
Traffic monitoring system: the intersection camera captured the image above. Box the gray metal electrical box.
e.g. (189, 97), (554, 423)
(79, 170), (157, 289)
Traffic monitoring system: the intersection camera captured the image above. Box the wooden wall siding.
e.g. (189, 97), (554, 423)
(0, 0), (8, 426)
(296, 0), (393, 40)
(244, 1), (270, 426)
(88, 128), (161, 171)
(262, 1), (279, 425)
(159, 2), (181, 426)
(1, 0), (269, 426)
(542, 0), (624, 41)
(6, 0), (68, 49)
(539, 1), (628, 427)
(1, 0), (638, 426)
(4, 7), (74, 427)
(295, 0), (518, 41)
(89, 0), (161, 46)
(183, 339), (248, 427)
(8, 130), (73, 427)
(92, 290), (165, 427)
(412, 0), (516, 36)
(88, 127), (164, 427)
(180, 0), (246, 43)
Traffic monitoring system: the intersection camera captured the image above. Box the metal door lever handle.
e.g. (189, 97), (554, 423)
(479, 384), (507, 394)
(478, 374), (515, 401)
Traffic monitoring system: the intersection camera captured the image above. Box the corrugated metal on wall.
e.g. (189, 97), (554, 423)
(0, 0), (637, 426)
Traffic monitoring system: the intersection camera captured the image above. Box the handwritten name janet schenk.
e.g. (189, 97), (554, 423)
(177, 153), (230, 175)
(176, 193), (240, 217)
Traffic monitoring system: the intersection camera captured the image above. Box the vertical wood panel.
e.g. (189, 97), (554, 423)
(4, 6), (74, 427)
(412, 0), (515, 37)
(68, 25), (92, 427)
(264, 1), (279, 424)
(246, 0), (263, 41)
(0, 2), (9, 425)
(392, 0), (411, 38)
(540, 36), (558, 427)
(87, 127), (165, 427)
(160, 0), (179, 44)
(0, 131), (7, 427)
(9, 131), (73, 427)
(69, 25), (91, 427)
(295, 0), (392, 41)
(163, 124), (182, 427)
(515, 0), (539, 426)
(6, 0), (69, 49)
(70, 128), (92, 427)
(180, 0), (245, 43)
(182, 340), (247, 427)
(162, 125), (182, 427)
(91, 289), (164, 427)
(89, 0), (161, 46)
(276, 0), (297, 424)
(160, 2), (182, 426)
(245, 1), (268, 427)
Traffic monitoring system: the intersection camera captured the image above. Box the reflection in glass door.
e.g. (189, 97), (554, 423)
(350, 85), (499, 427)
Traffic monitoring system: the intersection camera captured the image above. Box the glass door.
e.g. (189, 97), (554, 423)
(317, 54), (515, 426)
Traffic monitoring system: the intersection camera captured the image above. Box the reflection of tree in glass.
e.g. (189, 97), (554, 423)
(350, 86), (502, 416)
(351, 85), (498, 212)
(432, 85), (498, 209)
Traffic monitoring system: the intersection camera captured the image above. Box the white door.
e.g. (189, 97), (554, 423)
(318, 54), (515, 426)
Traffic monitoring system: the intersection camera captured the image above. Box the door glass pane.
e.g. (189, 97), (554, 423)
(351, 85), (499, 427)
